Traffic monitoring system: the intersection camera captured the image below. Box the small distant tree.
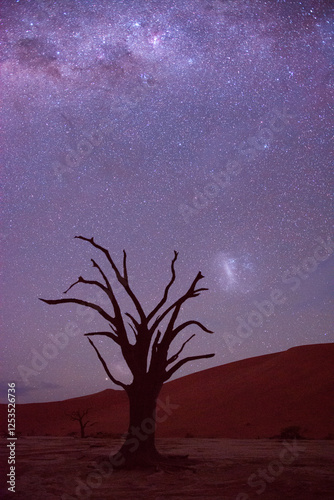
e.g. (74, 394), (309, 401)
(40, 236), (214, 468)
(279, 426), (303, 440)
(65, 408), (96, 438)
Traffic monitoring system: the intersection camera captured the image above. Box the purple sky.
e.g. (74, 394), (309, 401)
(1, 0), (333, 403)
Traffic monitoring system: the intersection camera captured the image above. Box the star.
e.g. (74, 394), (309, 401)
(1, 0), (332, 403)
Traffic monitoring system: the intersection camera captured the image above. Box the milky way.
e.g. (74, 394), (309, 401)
(1, 0), (333, 402)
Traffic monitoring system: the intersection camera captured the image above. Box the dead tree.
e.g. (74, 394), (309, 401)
(65, 408), (96, 438)
(40, 236), (214, 468)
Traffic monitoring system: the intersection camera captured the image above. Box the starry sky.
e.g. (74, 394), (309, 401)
(1, 0), (333, 404)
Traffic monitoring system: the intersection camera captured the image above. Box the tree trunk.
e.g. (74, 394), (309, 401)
(80, 423), (85, 438)
(114, 381), (162, 468)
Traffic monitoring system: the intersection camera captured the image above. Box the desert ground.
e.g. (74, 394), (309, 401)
(1, 436), (333, 499)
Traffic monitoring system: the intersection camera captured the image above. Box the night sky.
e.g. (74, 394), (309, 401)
(1, 0), (333, 404)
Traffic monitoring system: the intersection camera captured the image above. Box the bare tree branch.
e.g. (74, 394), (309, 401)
(149, 271), (206, 336)
(87, 338), (128, 389)
(62, 277), (131, 342)
(84, 331), (120, 345)
(86, 328), (134, 379)
(123, 250), (128, 283)
(91, 259), (112, 289)
(165, 320), (213, 348)
(75, 235), (124, 282)
(147, 251), (178, 322)
(75, 236), (146, 324)
(173, 320), (213, 336)
(166, 334), (196, 365)
(64, 276), (109, 297)
(164, 353), (215, 381)
(127, 322), (137, 339)
(109, 322), (117, 334)
(39, 297), (115, 324)
(59, 257), (131, 348)
(152, 330), (162, 354)
(163, 277), (206, 339)
(66, 408), (91, 421)
(125, 312), (141, 335)
(63, 276), (84, 294)
(90, 259), (128, 342)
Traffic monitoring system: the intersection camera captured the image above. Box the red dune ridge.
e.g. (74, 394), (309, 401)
(1, 343), (333, 439)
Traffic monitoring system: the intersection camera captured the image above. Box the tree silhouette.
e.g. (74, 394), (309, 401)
(40, 236), (214, 468)
(65, 408), (96, 438)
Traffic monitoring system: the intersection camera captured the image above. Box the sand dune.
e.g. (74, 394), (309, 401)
(1, 343), (333, 439)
